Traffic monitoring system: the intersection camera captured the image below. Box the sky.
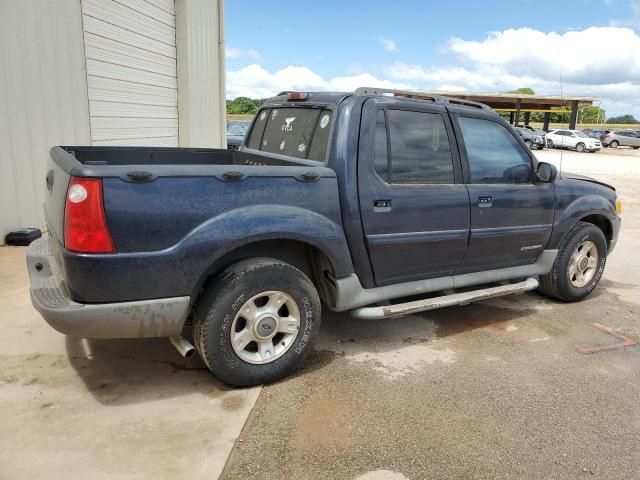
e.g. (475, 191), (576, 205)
(225, 0), (640, 117)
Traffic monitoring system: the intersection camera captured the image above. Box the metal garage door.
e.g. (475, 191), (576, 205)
(81, 0), (178, 146)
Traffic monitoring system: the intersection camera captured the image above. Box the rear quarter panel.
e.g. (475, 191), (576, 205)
(63, 166), (354, 303)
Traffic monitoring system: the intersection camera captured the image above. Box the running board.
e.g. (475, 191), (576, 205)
(350, 277), (539, 320)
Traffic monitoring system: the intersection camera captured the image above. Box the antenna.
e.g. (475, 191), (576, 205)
(558, 76), (564, 177)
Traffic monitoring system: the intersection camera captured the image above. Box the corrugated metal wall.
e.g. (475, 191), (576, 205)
(81, 0), (179, 146)
(0, 0), (91, 241)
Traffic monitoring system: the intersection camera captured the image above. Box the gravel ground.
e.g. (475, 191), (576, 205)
(221, 147), (640, 480)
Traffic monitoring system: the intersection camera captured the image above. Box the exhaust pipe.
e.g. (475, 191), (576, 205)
(169, 336), (196, 358)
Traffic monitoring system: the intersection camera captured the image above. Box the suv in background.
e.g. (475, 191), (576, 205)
(546, 129), (602, 152)
(226, 120), (251, 150)
(515, 126), (545, 150)
(601, 131), (640, 149)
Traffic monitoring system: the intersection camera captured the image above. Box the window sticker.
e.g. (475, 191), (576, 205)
(282, 117), (296, 132)
(272, 109), (279, 120)
(260, 111), (267, 121)
(298, 143), (306, 153)
(280, 140), (286, 151)
(320, 114), (330, 129)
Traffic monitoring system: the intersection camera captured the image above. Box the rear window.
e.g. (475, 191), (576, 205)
(246, 107), (333, 162)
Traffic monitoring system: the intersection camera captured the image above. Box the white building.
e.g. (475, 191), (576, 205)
(0, 0), (226, 241)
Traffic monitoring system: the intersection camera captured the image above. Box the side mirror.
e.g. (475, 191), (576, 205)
(536, 162), (557, 183)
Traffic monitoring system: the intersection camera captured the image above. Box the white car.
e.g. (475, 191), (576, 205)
(546, 129), (601, 153)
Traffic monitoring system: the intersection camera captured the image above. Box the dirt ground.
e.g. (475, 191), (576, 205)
(1, 147), (639, 480)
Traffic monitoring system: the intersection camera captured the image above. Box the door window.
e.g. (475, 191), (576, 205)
(373, 109), (454, 184)
(458, 116), (533, 184)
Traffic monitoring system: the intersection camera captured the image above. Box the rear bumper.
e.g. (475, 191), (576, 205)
(27, 238), (190, 339)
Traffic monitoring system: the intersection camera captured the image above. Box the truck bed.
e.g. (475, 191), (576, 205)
(44, 145), (349, 303)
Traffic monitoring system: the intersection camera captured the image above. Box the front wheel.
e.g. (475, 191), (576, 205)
(538, 222), (607, 302)
(576, 142), (586, 153)
(193, 258), (321, 386)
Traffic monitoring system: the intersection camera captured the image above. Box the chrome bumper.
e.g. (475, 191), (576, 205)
(27, 238), (190, 339)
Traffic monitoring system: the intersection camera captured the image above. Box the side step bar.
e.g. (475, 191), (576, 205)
(351, 277), (539, 320)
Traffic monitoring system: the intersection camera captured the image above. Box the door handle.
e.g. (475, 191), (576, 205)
(477, 196), (493, 207)
(373, 199), (392, 211)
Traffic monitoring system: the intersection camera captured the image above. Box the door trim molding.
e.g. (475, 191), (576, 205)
(367, 229), (468, 246)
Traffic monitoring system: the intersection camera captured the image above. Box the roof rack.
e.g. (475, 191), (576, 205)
(354, 87), (492, 111)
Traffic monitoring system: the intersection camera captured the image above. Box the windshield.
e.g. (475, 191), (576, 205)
(575, 131), (590, 138)
(227, 121), (250, 136)
(246, 107), (333, 162)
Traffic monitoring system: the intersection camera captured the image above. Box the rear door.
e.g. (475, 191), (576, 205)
(357, 98), (470, 286)
(452, 110), (555, 273)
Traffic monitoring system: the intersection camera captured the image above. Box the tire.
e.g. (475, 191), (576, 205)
(610, 140), (619, 148)
(525, 140), (533, 149)
(193, 258), (321, 387)
(547, 139), (554, 148)
(538, 222), (607, 302)
(576, 142), (586, 153)
(633, 146), (639, 150)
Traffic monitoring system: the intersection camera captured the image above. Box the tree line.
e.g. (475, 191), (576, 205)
(226, 97), (265, 115)
(226, 90), (638, 124)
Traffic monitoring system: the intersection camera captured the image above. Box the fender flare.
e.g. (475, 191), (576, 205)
(548, 195), (616, 249)
(176, 203), (354, 285)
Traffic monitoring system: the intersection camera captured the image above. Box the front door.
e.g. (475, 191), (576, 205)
(453, 113), (555, 273)
(358, 98), (470, 286)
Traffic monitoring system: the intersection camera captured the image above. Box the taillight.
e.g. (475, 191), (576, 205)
(64, 177), (115, 253)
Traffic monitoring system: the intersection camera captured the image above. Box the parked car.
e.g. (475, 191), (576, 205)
(583, 129), (606, 139)
(601, 130), (640, 149)
(515, 126), (545, 150)
(27, 88), (622, 386)
(546, 129), (602, 152)
(226, 120), (251, 150)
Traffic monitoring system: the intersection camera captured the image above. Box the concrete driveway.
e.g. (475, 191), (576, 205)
(1, 148), (639, 479)
(0, 249), (260, 479)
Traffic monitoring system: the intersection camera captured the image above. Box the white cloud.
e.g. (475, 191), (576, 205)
(446, 27), (640, 84)
(226, 64), (411, 99)
(226, 47), (261, 59)
(379, 37), (397, 52)
(226, 27), (640, 116)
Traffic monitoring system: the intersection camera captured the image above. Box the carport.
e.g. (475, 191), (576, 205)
(413, 90), (598, 130)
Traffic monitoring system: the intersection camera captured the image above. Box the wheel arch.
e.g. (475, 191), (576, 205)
(189, 238), (339, 310)
(579, 213), (613, 248)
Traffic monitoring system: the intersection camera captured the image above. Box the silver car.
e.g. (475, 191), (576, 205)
(601, 131), (640, 149)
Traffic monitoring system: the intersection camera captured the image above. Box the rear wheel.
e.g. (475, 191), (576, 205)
(538, 222), (607, 302)
(576, 142), (586, 153)
(193, 258), (321, 386)
(610, 140), (619, 148)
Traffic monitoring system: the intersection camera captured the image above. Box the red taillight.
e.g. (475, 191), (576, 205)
(64, 177), (115, 253)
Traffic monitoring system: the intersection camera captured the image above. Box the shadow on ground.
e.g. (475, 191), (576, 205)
(65, 334), (236, 406)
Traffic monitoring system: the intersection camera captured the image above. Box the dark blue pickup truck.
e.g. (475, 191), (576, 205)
(27, 88), (622, 386)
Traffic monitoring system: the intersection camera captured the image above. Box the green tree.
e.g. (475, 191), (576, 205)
(508, 87), (535, 95)
(580, 106), (606, 124)
(606, 114), (638, 124)
(226, 97), (264, 115)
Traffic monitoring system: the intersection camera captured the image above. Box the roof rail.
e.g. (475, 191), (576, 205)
(354, 87), (492, 111)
